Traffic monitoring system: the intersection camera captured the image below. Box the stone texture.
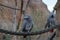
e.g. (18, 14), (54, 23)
(0, 0), (50, 40)
(54, 0), (60, 40)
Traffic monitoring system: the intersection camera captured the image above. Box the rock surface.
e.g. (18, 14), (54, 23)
(0, 0), (50, 40)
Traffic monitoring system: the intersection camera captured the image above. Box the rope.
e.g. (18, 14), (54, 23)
(49, 31), (56, 40)
(16, 0), (23, 31)
(25, 0), (31, 11)
(0, 3), (20, 10)
(0, 24), (59, 36)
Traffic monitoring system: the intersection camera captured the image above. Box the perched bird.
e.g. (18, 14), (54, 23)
(45, 14), (56, 32)
(21, 15), (33, 38)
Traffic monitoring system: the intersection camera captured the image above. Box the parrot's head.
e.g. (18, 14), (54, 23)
(24, 15), (32, 21)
